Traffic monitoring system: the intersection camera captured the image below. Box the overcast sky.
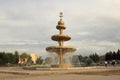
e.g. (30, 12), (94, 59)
(0, 0), (120, 57)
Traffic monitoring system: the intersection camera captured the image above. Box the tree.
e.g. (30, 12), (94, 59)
(78, 55), (83, 62)
(113, 51), (117, 60)
(20, 52), (29, 60)
(2, 52), (9, 64)
(14, 51), (19, 64)
(105, 51), (113, 61)
(36, 57), (43, 65)
(0, 52), (5, 64)
(26, 56), (33, 65)
(20, 52), (29, 64)
(85, 57), (93, 66)
(117, 49), (120, 60)
(0, 52), (16, 64)
(89, 53), (100, 63)
(105, 49), (120, 61)
(6, 53), (16, 64)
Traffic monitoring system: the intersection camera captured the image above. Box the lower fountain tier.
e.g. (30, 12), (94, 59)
(51, 34), (71, 41)
(46, 46), (76, 53)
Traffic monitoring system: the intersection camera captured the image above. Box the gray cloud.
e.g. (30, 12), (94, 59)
(0, 0), (120, 56)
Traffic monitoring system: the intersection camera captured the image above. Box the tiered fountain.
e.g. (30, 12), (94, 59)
(46, 12), (76, 68)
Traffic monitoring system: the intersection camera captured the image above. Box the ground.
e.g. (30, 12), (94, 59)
(0, 66), (120, 80)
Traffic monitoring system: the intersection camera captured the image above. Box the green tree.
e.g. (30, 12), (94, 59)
(0, 52), (5, 64)
(113, 51), (117, 60)
(26, 56), (33, 65)
(117, 49), (120, 60)
(6, 53), (16, 64)
(105, 51), (113, 61)
(78, 55), (83, 62)
(2, 52), (9, 64)
(105, 50), (120, 61)
(20, 52), (29, 64)
(89, 53), (100, 63)
(20, 52), (28, 60)
(36, 57), (43, 65)
(85, 58), (93, 66)
(14, 51), (19, 64)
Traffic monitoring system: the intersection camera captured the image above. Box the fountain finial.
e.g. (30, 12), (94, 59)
(59, 12), (63, 20)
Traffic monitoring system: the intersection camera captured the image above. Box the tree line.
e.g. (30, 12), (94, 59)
(72, 49), (120, 66)
(105, 49), (120, 61)
(73, 53), (100, 66)
(0, 51), (43, 66)
(0, 49), (120, 66)
(0, 51), (19, 65)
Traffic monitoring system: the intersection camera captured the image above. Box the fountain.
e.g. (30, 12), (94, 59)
(46, 12), (76, 68)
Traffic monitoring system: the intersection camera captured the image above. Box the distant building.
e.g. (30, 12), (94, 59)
(18, 56), (28, 64)
(29, 53), (38, 64)
(18, 53), (38, 64)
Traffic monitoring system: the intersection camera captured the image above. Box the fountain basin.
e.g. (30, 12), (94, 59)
(51, 64), (72, 68)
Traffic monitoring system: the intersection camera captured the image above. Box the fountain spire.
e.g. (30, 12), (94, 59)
(59, 12), (63, 20)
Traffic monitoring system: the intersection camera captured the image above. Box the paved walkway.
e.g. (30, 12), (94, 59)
(0, 66), (120, 80)
(0, 73), (120, 80)
(0, 66), (120, 75)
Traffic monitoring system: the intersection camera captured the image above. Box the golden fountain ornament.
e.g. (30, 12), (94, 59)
(46, 12), (76, 68)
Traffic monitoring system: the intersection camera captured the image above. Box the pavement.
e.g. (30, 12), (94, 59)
(0, 66), (120, 80)
(0, 66), (120, 75)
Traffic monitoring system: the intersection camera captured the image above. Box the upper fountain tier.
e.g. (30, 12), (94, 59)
(51, 34), (71, 41)
(52, 13), (71, 42)
(56, 19), (66, 30)
(56, 12), (66, 31)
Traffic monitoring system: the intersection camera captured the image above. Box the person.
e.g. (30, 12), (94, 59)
(111, 60), (116, 66)
(104, 61), (108, 67)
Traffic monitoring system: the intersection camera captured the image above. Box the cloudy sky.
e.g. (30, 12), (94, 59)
(0, 0), (120, 57)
